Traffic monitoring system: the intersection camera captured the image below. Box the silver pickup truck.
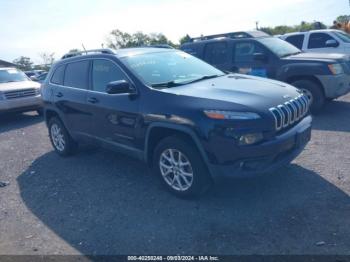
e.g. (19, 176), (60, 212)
(0, 67), (42, 115)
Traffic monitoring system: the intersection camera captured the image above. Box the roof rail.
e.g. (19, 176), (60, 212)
(189, 30), (269, 42)
(140, 44), (174, 49)
(61, 48), (115, 59)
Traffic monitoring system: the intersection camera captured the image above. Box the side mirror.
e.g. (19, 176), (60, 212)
(325, 39), (339, 48)
(253, 53), (268, 62)
(106, 80), (135, 94)
(30, 76), (38, 81)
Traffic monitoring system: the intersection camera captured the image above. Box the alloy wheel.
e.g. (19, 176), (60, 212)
(159, 149), (194, 191)
(50, 123), (65, 152)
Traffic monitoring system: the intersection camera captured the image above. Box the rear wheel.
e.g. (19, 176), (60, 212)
(291, 79), (325, 113)
(152, 136), (212, 198)
(48, 117), (77, 156)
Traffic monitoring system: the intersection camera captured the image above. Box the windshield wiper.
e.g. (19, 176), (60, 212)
(151, 81), (186, 88)
(280, 51), (302, 58)
(185, 74), (224, 84)
(151, 74), (224, 88)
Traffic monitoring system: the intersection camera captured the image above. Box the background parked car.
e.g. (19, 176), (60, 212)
(0, 67), (43, 115)
(34, 72), (48, 84)
(180, 31), (350, 112)
(24, 70), (47, 80)
(280, 29), (350, 54)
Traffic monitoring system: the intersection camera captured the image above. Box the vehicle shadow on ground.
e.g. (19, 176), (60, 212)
(312, 99), (350, 132)
(0, 112), (43, 134)
(17, 149), (350, 255)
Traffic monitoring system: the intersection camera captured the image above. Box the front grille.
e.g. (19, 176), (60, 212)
(4, 89), (37, 100)
(269, 94), (310, 131)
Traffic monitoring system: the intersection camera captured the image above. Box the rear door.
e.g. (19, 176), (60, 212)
(85, 59), (140, 149)
(203, 41), (232, 71)
(52, 60), (90, 137)
(285, 34), (305, 50)
(232, 40), (275, 78)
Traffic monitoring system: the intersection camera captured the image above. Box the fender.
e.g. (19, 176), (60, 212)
(43, 106), (71, 134)
(144, 122), (210, 166)
(276, 62), (329, 82)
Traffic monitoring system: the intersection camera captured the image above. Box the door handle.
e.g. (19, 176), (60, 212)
(87, 97), (99, 104)
(55, 92), (63, 98)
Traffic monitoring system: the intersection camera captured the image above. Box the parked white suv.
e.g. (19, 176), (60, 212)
(280, 29), (350, 55)
(0, 67), (42, 115)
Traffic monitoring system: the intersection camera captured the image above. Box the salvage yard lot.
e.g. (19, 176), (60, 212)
(0, 94), (350, 255)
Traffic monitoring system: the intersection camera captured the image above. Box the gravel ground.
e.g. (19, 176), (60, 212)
(0, 94), (349, 255)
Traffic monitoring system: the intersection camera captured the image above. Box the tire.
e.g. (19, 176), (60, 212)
(152, 135), (212, 198)
(291, 80), (325, 113)
(48, 117), (77, 156)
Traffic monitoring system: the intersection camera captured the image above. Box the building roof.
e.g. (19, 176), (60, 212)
(0, 59), (16, 68)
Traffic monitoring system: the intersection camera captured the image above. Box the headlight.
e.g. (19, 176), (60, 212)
(328, 64), (343, 75)
(204, 110), (261, 120)
(34, 88), (41, 95)
(239, 133), (264, 145)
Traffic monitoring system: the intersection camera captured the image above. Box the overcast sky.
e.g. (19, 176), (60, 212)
(0, 0), (348, 63)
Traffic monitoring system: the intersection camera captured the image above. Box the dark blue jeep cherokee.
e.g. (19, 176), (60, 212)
(42, 48), (312, 197)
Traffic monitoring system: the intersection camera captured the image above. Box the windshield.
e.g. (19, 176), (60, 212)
(258, 37), (301, 57)
(0, 68), (29, 83)
(121, 51), (224, 87)
(334, 31), (350, 43)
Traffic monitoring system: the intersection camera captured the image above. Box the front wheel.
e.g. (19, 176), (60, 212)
(153, 136), (212, 198)
(291, 80), (325, 113)
(48, 117), (77, 156)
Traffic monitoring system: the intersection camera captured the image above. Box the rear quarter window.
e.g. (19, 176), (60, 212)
(50, 65), (65, 85)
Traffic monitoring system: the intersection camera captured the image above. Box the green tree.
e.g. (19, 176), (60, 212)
(68, 48), (81, 53)
(107, 29), (132, 49)
(13, 56), (33, 71)
(336, 15), (350, 23)
(106, 29), (175, 49)
(179, 34), (191, 45)
(38, 52), (55, 71)
(260, 21), (327, 35)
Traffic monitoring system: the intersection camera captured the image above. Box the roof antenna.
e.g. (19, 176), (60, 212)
(82, 43), (87, 54)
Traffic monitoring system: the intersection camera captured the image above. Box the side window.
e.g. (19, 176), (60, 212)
(92, 60), (127, 93)
(234, 42), (265, 63)
(308, 33), (336, 49)
(64, 60), (89, 89)
(204, 42), (228, 65)
(50, 65), (65, 85)
(285, 35), (304, 49)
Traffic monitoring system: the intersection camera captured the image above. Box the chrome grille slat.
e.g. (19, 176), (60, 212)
(269, 94), (310, 131)
(4, 89), (36, 100)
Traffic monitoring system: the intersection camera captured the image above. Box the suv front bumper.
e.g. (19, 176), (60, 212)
(207, 115), (312, 179)
(0, 95), (43, 113)
(317, 73), (350, 99)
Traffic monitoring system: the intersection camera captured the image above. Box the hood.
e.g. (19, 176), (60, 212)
(0, 80), (40, 92)
(283, 52), (349, 63)
(161, 74), (301, 110)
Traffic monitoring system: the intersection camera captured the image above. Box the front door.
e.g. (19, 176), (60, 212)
(306, 32), (340, 53)
(232, 40), (273, 78)
(86, 59), (140, 149)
